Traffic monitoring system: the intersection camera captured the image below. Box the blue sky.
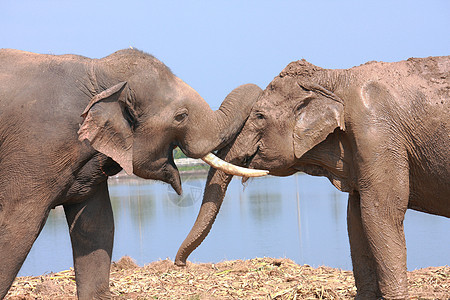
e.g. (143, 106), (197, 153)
(2, 1), (449, 109)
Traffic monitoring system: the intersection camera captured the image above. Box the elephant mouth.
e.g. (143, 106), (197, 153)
(165, 144), (182, 195)
(243, 145), (260, 167)
(133, 144), (182, 195)
(241, 146), (261, 183)
(242, 145), (295, 177)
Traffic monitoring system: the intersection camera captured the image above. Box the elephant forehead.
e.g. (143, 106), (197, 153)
(265, 77), (310, 102)
(255, 91), (295, 113)
(172, 77), (197, 97)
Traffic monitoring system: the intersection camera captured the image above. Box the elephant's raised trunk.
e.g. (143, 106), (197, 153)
(213, 84), (261, 148)
(181, 84), (263, 158)
(175, 166), (233, 266)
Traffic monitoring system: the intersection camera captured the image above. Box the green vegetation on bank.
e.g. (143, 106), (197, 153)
(178, 164), (209, 172)
(173, 148), (209, 172)
(173, 147), (188, 159)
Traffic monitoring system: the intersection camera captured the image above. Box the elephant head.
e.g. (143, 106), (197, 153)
(78, 49), (266, 194)
(175, 60), (346, 265)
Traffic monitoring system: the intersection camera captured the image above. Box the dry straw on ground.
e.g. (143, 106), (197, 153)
(6, 257), (449, 299)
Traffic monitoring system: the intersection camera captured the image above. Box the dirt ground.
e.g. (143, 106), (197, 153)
(6, 256), (449, 299)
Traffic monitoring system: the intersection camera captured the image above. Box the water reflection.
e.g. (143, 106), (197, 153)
(248, 192), (282, 221)
(166, 175), (204, 207)
(110, 179), (156, 229)
(18, 173), (450, 276)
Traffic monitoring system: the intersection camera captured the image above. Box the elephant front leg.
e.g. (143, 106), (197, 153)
(0, 201), (49, 299)
(64, 181), (114, 300)
(358, 169), (410, 299)
(347, 192), (381, 299)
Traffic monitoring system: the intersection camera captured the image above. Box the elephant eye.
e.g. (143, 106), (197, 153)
(175, 112), (188, 123)
(295, 103), (306, 112)
(255, 112), (265, 120)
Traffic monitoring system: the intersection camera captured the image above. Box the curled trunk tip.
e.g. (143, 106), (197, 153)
(174, 167), (233, 267)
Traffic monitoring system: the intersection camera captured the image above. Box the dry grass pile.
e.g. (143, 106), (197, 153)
(6, 257), (449, 299)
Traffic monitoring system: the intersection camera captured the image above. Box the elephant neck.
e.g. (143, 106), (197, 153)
(91, 59), (128, 93)
(87, 60), (101, 96)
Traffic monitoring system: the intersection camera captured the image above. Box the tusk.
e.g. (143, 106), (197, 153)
(201, 153), (269, 177)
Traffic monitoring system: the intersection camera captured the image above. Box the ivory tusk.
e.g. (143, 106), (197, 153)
(201, 153), (269, 177)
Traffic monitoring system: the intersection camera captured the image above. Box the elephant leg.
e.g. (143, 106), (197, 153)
(359, 167), (409, 299)
(347, 192), (381, 299)
(0, 200), (49, 298)
(64, 181), (114, 300)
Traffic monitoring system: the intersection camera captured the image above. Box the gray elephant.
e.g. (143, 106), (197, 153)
(176, 57), (450, 299)
(0, 48), (263, 299)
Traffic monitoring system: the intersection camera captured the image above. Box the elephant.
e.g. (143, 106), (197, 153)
(0, 48), (265, 299)
(175, 56), (450, 299)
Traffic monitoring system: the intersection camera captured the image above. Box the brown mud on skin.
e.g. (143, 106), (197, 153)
(6, 257), (449, 299)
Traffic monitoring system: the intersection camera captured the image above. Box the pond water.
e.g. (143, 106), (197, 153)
(19, 173), (450, 276)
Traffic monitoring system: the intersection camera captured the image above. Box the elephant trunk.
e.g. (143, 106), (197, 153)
(181, 84), (262, 158)
(213, 84), (261, 148)
(175, 166), (233, 266)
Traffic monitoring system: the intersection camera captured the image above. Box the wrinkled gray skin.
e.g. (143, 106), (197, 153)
(176, 57), (450, 299)
(0, 49), (261, 299)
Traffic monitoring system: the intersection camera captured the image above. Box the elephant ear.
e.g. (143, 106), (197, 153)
(78, 82), (134, 174)
(293, 83), (345, 159)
